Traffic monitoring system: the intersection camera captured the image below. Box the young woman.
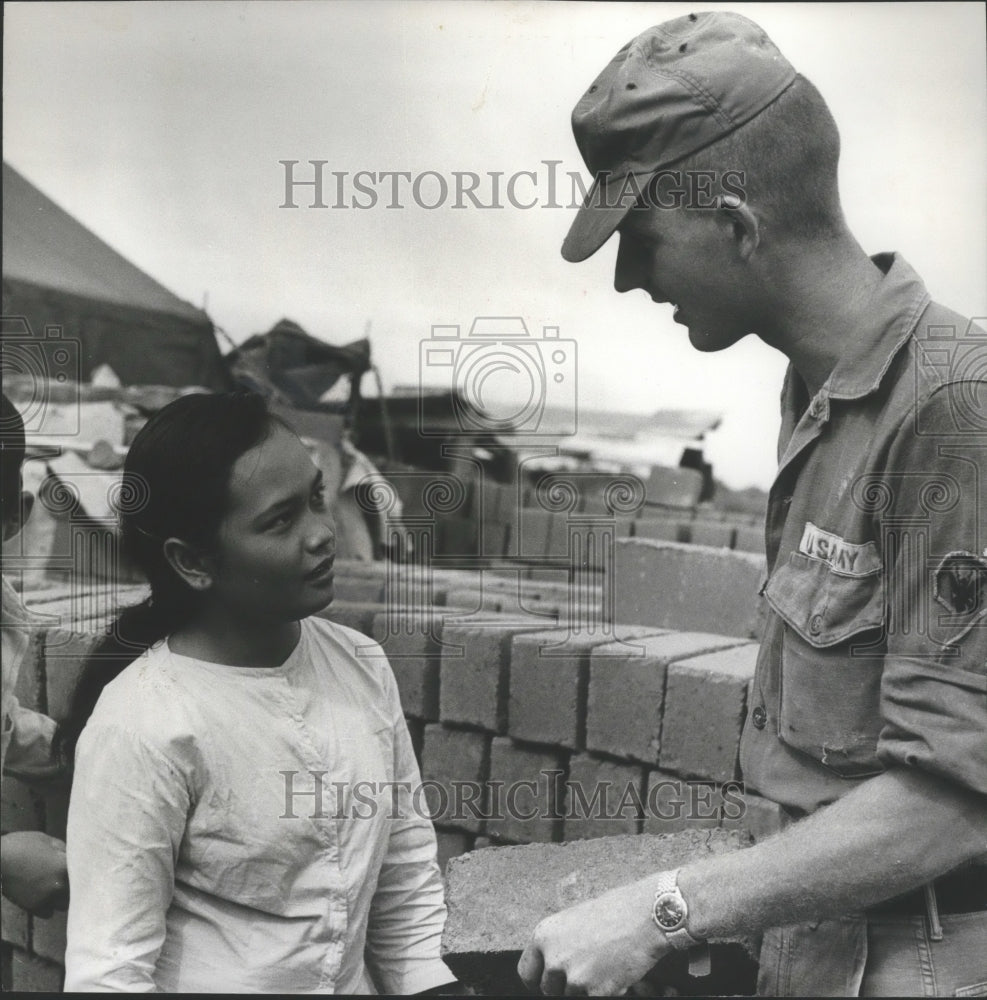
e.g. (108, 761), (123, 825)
(58, 392), (459, 994)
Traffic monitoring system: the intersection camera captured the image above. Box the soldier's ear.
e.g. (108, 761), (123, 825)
(719, 194), (761, 260)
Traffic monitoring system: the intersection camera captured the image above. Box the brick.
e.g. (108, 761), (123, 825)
(31, 909), (66, 964)
(435, 829), (473, 875)
(442, 829), (752, 995)
(687, 521), (736, 548)
(420, 726), (490, 834)
(0, 779), (43, 835)
(722, 789), (791, 843)
(562, 755), (644, 840)
(372, 615), (441, 720)
(642, 770), (723, 834)
(507, 625), (664, 750)
(0, 899), (29, 949)
(660, 644), (759, 781)
(9, 950), (63, 992)
(439, 622), (547, 732)
(41, 628), (101, 722)
(486, 737), (565, 844)
(612, 538), (765, 637)
(586, 632), (744, 764)
(315, 601), (387, 638)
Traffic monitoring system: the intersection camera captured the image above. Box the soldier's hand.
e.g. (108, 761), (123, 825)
(1, 831), (69, 917)
(517, 876), (669, 995)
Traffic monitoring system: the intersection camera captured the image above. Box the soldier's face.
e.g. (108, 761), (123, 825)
(613, 203), (757, 353)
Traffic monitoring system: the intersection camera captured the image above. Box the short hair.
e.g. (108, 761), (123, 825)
(1, 392), (26, 514)
(676, 74), (845, 239)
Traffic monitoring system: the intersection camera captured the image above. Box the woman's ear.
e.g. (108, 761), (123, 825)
(162, 537), (214, 592)
(719, 194), (761, 260)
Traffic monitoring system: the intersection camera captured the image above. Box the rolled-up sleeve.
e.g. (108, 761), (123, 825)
(65, 723), (189, 991)
(874, 384), (987, 795)
(364, 667), (456, 996)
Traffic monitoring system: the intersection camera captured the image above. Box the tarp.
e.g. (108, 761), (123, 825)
(227, 319), (371, 410)
(1, 161), (230, 390)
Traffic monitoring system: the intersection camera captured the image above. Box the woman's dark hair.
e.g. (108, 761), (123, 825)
(55, 391), (281, 763)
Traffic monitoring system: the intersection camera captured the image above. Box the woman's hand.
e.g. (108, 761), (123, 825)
(1, 831), (69, 917)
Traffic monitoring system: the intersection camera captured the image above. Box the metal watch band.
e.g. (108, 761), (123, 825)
(653, 869), (703, 950)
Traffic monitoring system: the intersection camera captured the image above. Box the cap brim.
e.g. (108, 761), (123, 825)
(560, 175), (636, 263)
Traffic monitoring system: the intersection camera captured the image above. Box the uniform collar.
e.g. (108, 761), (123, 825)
(781, 252), (931, 417)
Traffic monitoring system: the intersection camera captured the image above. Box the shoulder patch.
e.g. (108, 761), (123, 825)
(934, 550), (987, 616)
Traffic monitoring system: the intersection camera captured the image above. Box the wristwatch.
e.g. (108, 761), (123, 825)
(653, 869), (710, 976)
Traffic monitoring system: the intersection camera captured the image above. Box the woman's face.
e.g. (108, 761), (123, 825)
(206, 423), (337, 622)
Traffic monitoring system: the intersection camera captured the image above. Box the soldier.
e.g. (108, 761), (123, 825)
(519, 11), (987, 996)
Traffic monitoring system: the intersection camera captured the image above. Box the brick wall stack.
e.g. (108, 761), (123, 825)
(2, 542), (782, 993)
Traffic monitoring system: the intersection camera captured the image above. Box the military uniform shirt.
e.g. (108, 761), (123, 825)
(740, 253), (987, 814)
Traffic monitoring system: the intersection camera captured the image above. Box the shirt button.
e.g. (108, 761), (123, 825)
(809, 613), (824, 636)
(752, 706), (767, 730)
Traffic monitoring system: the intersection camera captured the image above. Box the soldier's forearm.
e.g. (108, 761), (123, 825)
(678, 767), (987, 941)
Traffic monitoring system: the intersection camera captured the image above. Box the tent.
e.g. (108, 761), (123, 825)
(1, 161), (230, 390)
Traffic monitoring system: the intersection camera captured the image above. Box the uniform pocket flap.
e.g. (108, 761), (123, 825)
(765, 551), (885, 647)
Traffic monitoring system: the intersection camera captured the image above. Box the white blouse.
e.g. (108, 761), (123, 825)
(64, 616), (454, 993)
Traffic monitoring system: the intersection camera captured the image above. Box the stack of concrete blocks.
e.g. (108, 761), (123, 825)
(2, 537), (781, 994)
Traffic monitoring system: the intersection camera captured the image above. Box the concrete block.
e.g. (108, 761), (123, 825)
(0, 899), (29, 949)
(435, 829), (473, 876)
(688, 521), (736, 548)
(9, 950), (63, 992)
(41, 629), (102, 722)
(442, 829), (752, 995)
(485, 737), (565, 844)
(733, 523), (765, 554)
(31, 909), (66, 964)
(507, 626), (664, 750)
(586, 631), (745, 764)
(612, 538), (765, 637)
(436, 516), (477, 557)
(517, 507), (553, 561)
(632, 516), (685, 543)
(331, 576), (385, 604)
(315, 601), (386, 639)
(642, 770), (723, 834)
(660, 644), (759, 782)
(562, 754), (644, 840)
(371, 615), (441, 720)
(722, 789), (791, 843)
(420, 726), (490, 834)
(439, 623), (546, 733)
(9, 633), (44, 713)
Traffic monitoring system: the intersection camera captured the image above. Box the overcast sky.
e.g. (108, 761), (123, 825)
(4, 1), (985, 489)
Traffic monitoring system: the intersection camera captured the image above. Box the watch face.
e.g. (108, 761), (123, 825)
(654, 892), (686, 931)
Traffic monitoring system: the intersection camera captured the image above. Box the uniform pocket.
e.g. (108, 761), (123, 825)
(765, 553), (887, 778)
